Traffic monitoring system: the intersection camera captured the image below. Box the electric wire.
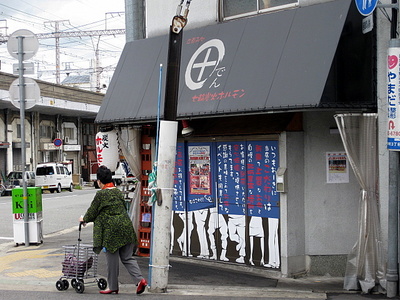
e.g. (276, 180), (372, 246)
(0, 0), (125, 84)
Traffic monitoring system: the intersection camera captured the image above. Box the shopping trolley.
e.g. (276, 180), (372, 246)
(55, 222), (107, 293)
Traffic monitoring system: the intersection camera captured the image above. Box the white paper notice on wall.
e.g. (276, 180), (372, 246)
(326, 152), (349, 184)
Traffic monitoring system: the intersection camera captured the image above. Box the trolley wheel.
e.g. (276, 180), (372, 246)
(97, 278), (107, 290)
(55, 280), (65, 291)
(62, 279), (69, 290)
(71, 278), (77, 288)
(75, 281), (85, 293)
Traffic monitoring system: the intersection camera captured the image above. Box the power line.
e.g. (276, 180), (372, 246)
(0, 21), (125, 85)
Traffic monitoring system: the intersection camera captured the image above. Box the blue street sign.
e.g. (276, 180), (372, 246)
(355, 0), (378, 16)
(53, 138), (63, 147)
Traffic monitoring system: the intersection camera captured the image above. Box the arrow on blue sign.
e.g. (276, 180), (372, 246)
(355, 0), (378, 16)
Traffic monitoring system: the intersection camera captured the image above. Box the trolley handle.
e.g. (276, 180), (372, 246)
(79, 221), (86, 231)
(78, 221), (85, 242)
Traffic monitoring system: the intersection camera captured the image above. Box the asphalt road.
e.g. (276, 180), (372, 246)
(0, 187), (96, 244)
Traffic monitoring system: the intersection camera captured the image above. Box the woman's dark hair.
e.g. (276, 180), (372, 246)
(97, 165), (112, 184)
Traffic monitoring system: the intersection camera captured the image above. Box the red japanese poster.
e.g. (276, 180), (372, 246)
(188, 145), (211, 195)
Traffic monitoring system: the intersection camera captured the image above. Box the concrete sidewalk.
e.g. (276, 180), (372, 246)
(0, 225), (386, 299)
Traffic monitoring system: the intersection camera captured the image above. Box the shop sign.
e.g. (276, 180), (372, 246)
(0, 142), (10, 148)
(95, 130), (119, 172)
(387, 44), (400, 150)
(64, 144), (81, 151)
(42, 143), (58, 150)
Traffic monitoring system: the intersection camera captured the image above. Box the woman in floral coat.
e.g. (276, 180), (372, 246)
(80, 165), (147, 295)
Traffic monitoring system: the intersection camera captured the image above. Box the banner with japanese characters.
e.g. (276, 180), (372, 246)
(173, 143), (186, 212)
(387, 44), (400, 150)
(95, 130), (119, 172)
(216, 140), (279, 218)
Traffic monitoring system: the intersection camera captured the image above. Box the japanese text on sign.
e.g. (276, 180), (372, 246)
(387, 47), (400, 150)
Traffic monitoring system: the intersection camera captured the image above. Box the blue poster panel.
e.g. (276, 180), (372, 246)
(173, 140), (279, 217)
(247, 140), (279, 218)
(173, 142), (186, 212)
(187, 142), (215, 211)
(216, 140), (279, 218)
(216, 142), (247, 215)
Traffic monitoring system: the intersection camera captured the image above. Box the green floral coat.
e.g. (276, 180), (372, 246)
(83, 188), (137, 254)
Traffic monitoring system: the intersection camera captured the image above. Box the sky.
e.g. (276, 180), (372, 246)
(0, 0), (126, 89)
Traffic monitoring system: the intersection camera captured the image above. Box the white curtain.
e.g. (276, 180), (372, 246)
(117, 126), (142, 236)
(334, 113), (385, 293)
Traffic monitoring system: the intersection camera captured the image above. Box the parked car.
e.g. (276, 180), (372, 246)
(0, 171), (36, 196)
(35, 163), (74, 193)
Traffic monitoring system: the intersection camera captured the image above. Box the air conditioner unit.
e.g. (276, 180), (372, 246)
(64, 136), (70, 143)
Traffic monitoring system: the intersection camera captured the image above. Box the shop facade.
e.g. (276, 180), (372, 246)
(97, 0), (386, 289)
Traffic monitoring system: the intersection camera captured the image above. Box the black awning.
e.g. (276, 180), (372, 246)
(96, 0), (351, 124)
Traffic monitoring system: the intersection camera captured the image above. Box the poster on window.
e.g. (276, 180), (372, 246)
(326, 152), (349, 183)
(189, 145), (211, 195)
(247, 141), (279, 218)
(173, 143), (186, 211)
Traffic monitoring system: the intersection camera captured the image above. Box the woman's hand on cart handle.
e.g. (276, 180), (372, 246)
(79, 215), (86, 227)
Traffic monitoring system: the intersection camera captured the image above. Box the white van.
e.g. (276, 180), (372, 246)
(35, 163), (74, 193)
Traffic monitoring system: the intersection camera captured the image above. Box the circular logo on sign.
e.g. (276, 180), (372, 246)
(185, 39), (225, 91)
(388, 55), (398, 69)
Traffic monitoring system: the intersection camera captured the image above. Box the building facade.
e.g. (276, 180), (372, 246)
(96, 0), (395, 294)
(0, 71), (101, 183)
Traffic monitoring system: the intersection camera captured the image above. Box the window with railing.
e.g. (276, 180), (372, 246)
(39, 121), (55, 140)
(82, 123), (97, 147)
(62, 122), (77, 144)
(221, 0), (298, 20)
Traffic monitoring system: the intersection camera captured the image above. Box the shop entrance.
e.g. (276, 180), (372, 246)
(171, 139), (280, 269)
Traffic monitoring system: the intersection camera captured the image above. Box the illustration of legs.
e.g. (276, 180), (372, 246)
(228, 214), (246, 263)
(170, 211), (175, 254)
(174, 212), (187, 255)
(265, 218), (280, 268)
(249, 216), (265, 266)
(219, 214), (229, 261)
(194, 209), (209, 258)
(207, 208), (218, 260)
(177, 211), (193, 257)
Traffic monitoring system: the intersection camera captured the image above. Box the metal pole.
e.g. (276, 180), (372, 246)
(156, 64), (163, 159)
(17, 36), (29, 246)
(388, 150), (399, 298)
(124, 0), (145, 43)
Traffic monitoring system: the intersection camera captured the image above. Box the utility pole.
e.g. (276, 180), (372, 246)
(0, 22), (125, 86)
(44, 20), (69, 84)
(93, 37), (102, 92)
(40, 21), (125, 85)
(387, 1), (399, 297)
(148, 0), (191, 293)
